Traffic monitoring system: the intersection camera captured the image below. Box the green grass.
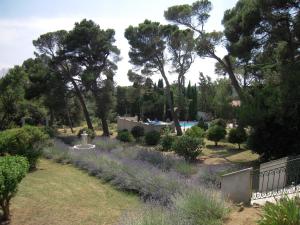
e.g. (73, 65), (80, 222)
(9, 159), (140, 225)
(202, 139), (259, 165)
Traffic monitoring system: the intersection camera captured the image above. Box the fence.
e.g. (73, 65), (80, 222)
(251, 157), (300, 200)
(221, 156), (300, 203)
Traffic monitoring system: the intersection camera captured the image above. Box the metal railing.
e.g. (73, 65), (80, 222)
(251, 157), (300, 200)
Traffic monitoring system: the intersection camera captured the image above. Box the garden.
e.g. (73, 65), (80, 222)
(1, 0), (300, 224)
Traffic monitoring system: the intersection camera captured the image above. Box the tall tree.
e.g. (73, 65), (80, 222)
(223, 0), (300, 159)
(125, 20), (183, 135)
(33, 31), (94, 130)
(64, 19), (120, 136)
(164, 0), (244, 99)
(166, 28), (196, 120)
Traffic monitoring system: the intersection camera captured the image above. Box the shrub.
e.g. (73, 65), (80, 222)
(197, 118), (208, 131)
(206, 125), (226, 146)
(131, 126), (145, 140)
(117, 130), (133, 142)
(145, 130), (161, 146)
(258, 196), (300, 225)
(160, 135), (176, 151)
(41, 126), (57, 138)
(228, 127), (247, 149)
(77, 127), (95, 140)
(0, 156), (29, 221)
(185, 126), (205, 139)
(0, 126), (48, 169)
(210, 119), (226, 128)
(174, 188), (229, 225)
(172, 135), (203, 161)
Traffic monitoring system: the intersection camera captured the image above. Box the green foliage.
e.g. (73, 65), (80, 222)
(117, 130), (133, 142)
(77, 127), (96, 140)
(172, 135), (203, 161)
(131, 126), (145, 139)
(145, 131), (161, 146)
(197, 119), (208, 131)
(206, 125), (226, 146)
(0, 126), (48, 169)
(258, 197), (300, 225)
(0, 156), (29, 220)
(210, 118), (226, 128)
(185, 126), (205, 139)
(160, 135), (176, 151)
(228, 127), (247, 149)
(174, 189), (229, 225)
(41, 126), (57, 138)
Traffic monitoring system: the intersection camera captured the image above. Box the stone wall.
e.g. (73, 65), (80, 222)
(221, 168), (253, 203)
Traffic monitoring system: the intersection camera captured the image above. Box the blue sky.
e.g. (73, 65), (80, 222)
(0, 0), (238, 85)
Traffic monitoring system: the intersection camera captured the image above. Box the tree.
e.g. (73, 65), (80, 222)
(228, 127), (247, 150)
(166, 28), (196, 119)
(207, 125), (226, 146)
(223, 0), (300, 159)
(0, 156), (29, 221)
(164, 0), (244, 99)
(64, 19), (120, 136)
(0, 66), (27, 130)
(125, 20), (183, 135)
(33, 30), (94, 130)
(198, 72), (215, 113)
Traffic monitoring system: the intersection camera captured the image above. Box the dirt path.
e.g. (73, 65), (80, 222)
(224, 206), (261, 225)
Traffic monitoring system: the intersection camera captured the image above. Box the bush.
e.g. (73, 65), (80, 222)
(206, 125), (226, 146)
(117, 130), (133, 142)
(185, 126), (205, 139)
(0, 126), (49, 169)
(145, 131), (161, 146)
(0, 156), (29, 221)
(172, 135), (203, 161)
(77, 127), (95, 140)
(174, 189), (229, 225)
(41, 126), (57, 138)
(160, 135), (176, 151)
(197, 119), (208, 131)
(258, 196), (300, 225)
(131, 126), (145, 140)
(228, 127), (247, 149)
(210, 119), (226, 128)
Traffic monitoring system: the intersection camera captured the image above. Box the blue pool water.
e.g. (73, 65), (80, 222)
(179, 121), (197, 128)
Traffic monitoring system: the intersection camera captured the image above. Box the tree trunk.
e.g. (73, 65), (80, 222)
(49, 108), (54, 127)
(101, 117), (110, 137)
(238, 143), (241, 150)
(66, 107), (74, 134)
(70, 79), (94, 131)
(212, 53), (244, 101)
(215, 141), (218, 146)
(160, 70), (183, 136)
(1, 201), (10, 221)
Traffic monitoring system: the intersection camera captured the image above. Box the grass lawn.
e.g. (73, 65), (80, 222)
(9, 159), (140, 225)
(202, 139), (259, 167)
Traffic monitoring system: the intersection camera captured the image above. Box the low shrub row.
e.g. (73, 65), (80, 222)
(117, 128), (161, 146)
(120, 188), (229, 225)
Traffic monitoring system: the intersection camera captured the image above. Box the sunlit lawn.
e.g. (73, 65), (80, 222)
(202, 139), (259, 165)
(10, 159), (140, 225)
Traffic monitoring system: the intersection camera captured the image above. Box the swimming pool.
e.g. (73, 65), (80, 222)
(179, 121), (198, 128)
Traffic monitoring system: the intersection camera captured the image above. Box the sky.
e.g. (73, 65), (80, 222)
(0, 0), (238, 85)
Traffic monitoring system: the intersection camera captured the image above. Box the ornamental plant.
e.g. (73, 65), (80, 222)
(0, 156), (29, 221)
(206, 125), (226, 146)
